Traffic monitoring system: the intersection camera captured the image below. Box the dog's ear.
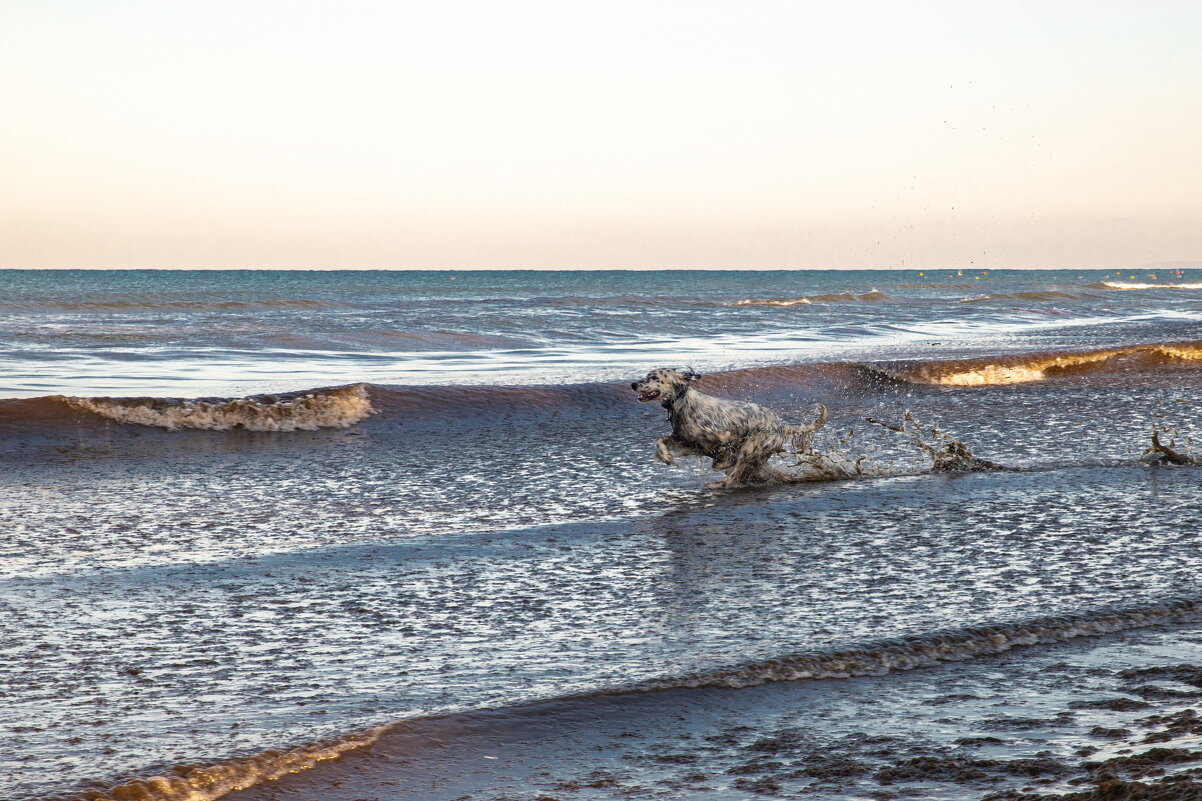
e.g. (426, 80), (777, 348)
(681, 367), (702, 382)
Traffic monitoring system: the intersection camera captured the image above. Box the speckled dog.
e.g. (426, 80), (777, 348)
(631, 368), (827, 488)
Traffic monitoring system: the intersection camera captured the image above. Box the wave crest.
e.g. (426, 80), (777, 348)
(877, 342), (1202, 386)
(67, 384), (373, 431)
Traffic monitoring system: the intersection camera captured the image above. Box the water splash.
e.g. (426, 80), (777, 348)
(1142, 427), (1199, 466)
(779, 414), (879, 481)
(866, 411), (1004, 472)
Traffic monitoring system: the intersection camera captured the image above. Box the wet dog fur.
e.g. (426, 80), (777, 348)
(631, 368), (827, 488)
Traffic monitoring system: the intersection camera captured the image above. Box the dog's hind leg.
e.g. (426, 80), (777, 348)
(734, 428), (799, 485)
(720, 433), (777, 486)
(704, 430), (739, 471)
(710, 447), (736, 471)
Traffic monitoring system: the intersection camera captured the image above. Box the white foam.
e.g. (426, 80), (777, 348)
(1103, 281), (1202, 290)
(733, 296), (812, 306)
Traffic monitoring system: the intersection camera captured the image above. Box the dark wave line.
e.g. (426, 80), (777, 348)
(957, 289), (1098, 303)
(0, 298), (355, 312)
(624, 598), (1202, 692)
(0, 293), (733, 314)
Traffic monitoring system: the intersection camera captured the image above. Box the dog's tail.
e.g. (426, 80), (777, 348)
(786, 403), (827, 454)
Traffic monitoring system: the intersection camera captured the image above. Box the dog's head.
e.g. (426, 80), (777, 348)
(630, 368), (700, 404)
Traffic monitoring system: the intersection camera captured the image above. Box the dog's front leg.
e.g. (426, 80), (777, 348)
(655, 436), (680, 465)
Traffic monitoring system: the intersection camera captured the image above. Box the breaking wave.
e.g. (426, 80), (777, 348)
(67, 384), (373, 431)
(1093, 281), (1202, 291)
(59, 597), (1202, 801)
(875, 341), (1202, 386)
(733, 290), (890, 306)
(56, 726), (389, 801)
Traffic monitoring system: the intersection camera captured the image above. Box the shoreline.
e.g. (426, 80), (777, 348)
(222, 625), (1202, 801)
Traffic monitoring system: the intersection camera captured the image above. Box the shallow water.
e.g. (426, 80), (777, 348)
(2, 268), (1201, 800)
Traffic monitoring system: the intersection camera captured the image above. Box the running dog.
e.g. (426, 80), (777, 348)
(631, 368), (827, 487)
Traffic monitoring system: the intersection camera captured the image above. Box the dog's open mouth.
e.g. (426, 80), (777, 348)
(637, 390), (661, 402)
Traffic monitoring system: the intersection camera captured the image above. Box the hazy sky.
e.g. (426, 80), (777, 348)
(3, 1), (1200, 269)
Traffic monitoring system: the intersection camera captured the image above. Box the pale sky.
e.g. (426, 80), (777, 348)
(2, 1), (1200, 269)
